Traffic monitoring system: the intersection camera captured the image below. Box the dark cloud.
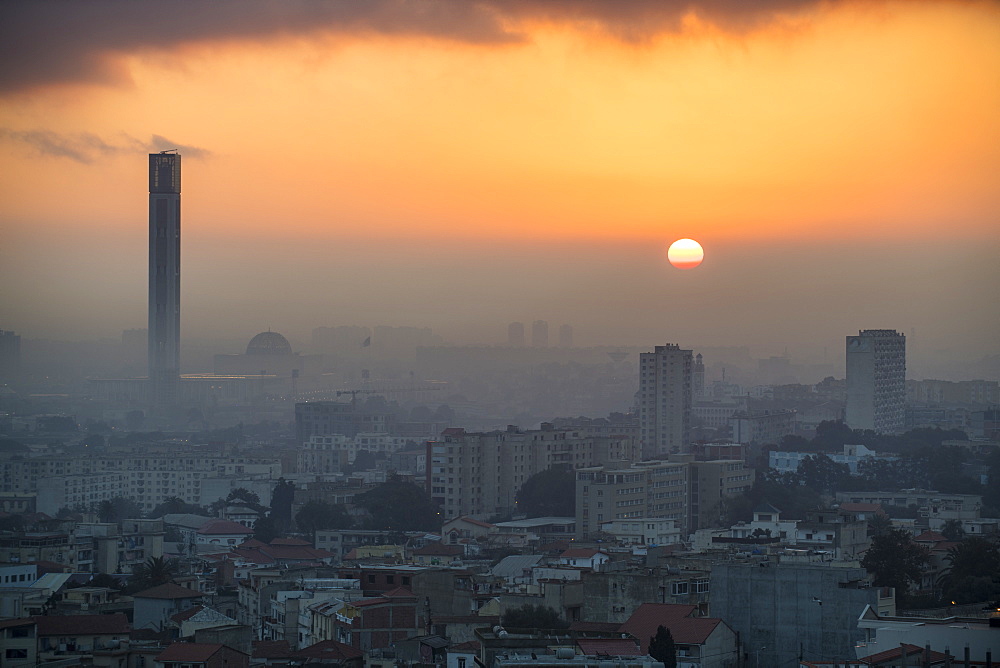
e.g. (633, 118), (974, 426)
(0, 129), (211, 163)
(148, 135), (212, 160)
(0, 0), (845, 93)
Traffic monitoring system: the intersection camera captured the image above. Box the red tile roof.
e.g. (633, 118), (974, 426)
(170, 605), (205, 623)
(577, 638), (642, 657)
(413, 543), (464, 556)
(382, 586), (417, 598)
(619, 603), (715, 652)
(134, 583), (203, 600)
(454, 516), (495, 528)
(860, 642), (950, 665)
(450, 640), (481, 652)
(252, 640), (295, 659)
(839, 503), (883, 513)
(156, 642), (228, 662)
(270, 537), (311, 546)
(197, 519), (254, 535)
(0, 618), (36, 630)
(34, 613), (130, 636)
(914, 530), (947, 542)
(570, 621), (622, 633)
(560, 548), (608, 559)
(294, 639), (364, 661)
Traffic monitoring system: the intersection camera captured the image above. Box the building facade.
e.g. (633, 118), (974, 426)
(427, 426), (641, 520)
(639, 344), (693, 458)
(845, 329), (906, 433)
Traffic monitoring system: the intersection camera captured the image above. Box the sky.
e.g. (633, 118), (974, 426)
(1, 0), (998, 376)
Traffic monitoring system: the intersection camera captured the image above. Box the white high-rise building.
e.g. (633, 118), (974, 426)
(845, 329), (906, 433)
(639, 344), (693, 458)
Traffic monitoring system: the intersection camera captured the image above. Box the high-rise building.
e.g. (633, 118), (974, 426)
(507, 322), (525, 347)
(845, 329), (906, 433)
(0, 330), (21, 379)
(531, 320), (549, 348)
(639, 344), (693, 458)
(148, 152), (181, 406)
(558, 324), (573, 348)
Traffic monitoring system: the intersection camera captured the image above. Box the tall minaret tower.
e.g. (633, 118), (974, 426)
(148, 151), (181, 407)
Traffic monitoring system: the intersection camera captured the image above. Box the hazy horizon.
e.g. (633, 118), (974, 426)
(3, 0), (998, 380)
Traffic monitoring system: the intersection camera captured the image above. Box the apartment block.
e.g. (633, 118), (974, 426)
(639, 344), (693, 457)
(427, 425), (641, 520)
(575, 459), (753, 538)
(0, 454), (281, 495)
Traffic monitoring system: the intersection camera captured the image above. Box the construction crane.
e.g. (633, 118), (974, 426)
(335, 386), (441, 408)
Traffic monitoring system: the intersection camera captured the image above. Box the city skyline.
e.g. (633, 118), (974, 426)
(1, 1), (998, 373)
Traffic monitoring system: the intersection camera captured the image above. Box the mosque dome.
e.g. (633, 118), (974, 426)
(246, 331), (293, 356)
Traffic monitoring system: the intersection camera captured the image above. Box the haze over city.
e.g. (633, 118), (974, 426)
(1, 0), (998, 380)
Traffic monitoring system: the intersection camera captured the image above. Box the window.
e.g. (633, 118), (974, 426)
(6, 649), (28, 659)
(671, 582), (688, 595)
(367, 575), (375, 584)
(386, 575), (395, 584)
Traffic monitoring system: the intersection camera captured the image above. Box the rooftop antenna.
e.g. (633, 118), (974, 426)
(159, 149), (179, 154)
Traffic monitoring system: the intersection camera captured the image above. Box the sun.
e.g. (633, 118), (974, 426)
(667, 238), (704, 269)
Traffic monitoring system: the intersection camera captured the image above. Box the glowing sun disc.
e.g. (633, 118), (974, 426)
(668, 238), (704, 269)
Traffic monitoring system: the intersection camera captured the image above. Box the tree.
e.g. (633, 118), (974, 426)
(940, 519), (966, 541)
(294, 500), (353, 538)
(867, 512), (893, 539)
(97, 497), (144, 524)
(938, 537), (1000, 604)
(148, 497), (207, 518)
(269, 479), (296, 531)
(354, 475), (440, 531)
(501, 604), (569, 630)
(127, 556), (180, 593)
(516, 466), (575, 518)
(648, 625), (677, 668)
(798, 454), (850, 494)
(861, 528), (929, 602)
(252, 514), (281, 543)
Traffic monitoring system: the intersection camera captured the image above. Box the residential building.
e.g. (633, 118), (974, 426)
(710, 559), (895, 667)
(133, 582), (203, 631)
(770, 444), (897, 476)
(598, 518), (682, 546)
(427, 425), (640, 519)
(845, 329), (906, 433)
(729, 409), (796, 445)
(575, 459), (752, 538)
(156, 641), (250, 668)
(295, 401), (393, 442)
(855, 604), (1000, 663)
(619, 603), (739, 668)
(507, 322), (525, 347)
(531, 320), (549, 348)
(639, 344), (693, 457)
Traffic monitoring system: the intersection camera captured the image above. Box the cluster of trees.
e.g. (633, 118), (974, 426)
(860, 525), (1000, 608)
(769, 423), (979, 497)
(515, 465), (575, 518)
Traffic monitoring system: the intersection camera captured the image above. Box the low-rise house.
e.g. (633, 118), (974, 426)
(619, 603), (738, 668)
(35, 613), (131, 663)
(330, 587), (422, 651)
(0, 618), (36, 667)
(293, 639), (364, 666)
(558, 548), (610, 570)
(133, 582), (204, 631)
(155, 641), (249, 668)
(411, 543), (463, 565)
(442, 516), (496, 546)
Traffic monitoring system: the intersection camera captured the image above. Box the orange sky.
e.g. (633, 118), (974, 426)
(1, 0), (998, 368)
